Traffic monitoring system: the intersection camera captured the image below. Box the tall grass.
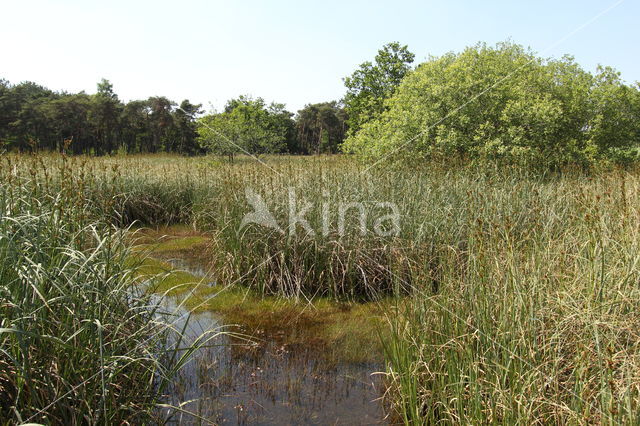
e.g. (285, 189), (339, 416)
(3, 153), (640, 422)
(382, 169), (640, 423)
(0, 156), (205, 423)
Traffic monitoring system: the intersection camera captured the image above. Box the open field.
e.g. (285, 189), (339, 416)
(2, 153), (640, 423)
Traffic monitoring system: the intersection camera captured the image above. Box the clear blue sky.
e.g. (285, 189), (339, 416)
(2, 0), (637, 113)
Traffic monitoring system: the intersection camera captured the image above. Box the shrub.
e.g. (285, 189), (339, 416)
(342, 42), (640, 166)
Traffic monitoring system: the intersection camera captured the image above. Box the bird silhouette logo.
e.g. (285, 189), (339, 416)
(239, 187), (284, 234)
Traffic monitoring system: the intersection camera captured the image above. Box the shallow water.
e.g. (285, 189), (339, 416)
(155, 260), (388, 425)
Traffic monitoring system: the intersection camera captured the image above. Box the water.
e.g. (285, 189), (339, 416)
(154, 259), (388, 425)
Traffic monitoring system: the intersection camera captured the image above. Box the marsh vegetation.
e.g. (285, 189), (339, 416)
(1, 153), (639, 423)
(2, 38), (640, 424)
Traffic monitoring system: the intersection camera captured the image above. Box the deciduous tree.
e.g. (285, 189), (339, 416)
(343, 42), (414, 135)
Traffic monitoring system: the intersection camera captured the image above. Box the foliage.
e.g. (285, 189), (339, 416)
(197, 96), (294, 158)
(0, 156), (220, 423)
(294, 101), (347, 154)
(342, 42), (640, 166)
(0, 78), (203, 154)
(343, 42), (415, 135)
(4, 153), (640, 422)
(586, 66), (640, 161)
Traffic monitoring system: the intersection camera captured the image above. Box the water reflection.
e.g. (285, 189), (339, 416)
(152, 266), (388, 424)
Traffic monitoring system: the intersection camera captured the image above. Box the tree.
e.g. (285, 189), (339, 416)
(3, 81), (56, 151)
(89, 78), (121, 154)
(0, 77), (213, 155)
(266, 102), (297, 154)
(295, 101), (347, 154)
(343, 42), (414, 135)
(585, 66), (640, 162)
(147, 96), (175, 153)
(197, 96), (290, 159)
(40, 93), (93, 153)
(171, 100), (203, 154)
(0, 79), (12, 146)
(342, 42), (640, 166)
(120, 99), (151, 153)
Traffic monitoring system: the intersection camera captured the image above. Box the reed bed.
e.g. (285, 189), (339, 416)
(382, 170), (640, 423)
(0, 155), (210, 424)
(2, 153), (639, 423)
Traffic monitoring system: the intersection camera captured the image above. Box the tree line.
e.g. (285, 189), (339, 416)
(0, 42), (412, 156)
(197, 97), (348, 158)
(196, 41), (410, 157)
(0, 78), (203, 154)
(4, 40), (637, 164)
(0, 78), (350, 155)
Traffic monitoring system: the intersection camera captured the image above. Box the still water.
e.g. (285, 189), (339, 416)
(153, 266), (388, 425)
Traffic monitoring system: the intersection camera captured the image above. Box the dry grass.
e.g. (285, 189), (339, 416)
(2, 153), (639, 423)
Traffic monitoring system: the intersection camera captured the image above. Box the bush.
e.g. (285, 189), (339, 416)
(342, 42), (640, 166)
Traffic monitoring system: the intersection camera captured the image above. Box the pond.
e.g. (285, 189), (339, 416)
(143, 243), (390, 425)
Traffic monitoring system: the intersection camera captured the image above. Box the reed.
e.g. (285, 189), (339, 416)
(0, 156), (210, 424)
(2, 153), (639, 422)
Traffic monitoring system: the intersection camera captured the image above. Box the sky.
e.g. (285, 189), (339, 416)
(1, 0), (638, 113)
